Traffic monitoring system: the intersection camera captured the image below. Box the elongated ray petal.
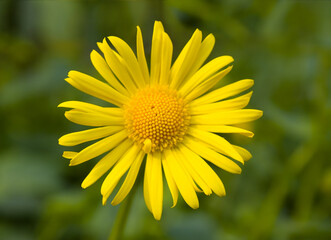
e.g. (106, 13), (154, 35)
(59, 126), (123, 146)
(171, 148), (202, 193)
(185, 66), (233, 102)
(90, 50), (129, 95)
(63, 151), (78, 159)
(232, 145), (252, 162)
(159, 32), (173, 86)
(136, 26), (150, 84)
(162, 152), (178, 208)
(101, 144), (141, 203)
(58, 101), (123, 117)
(81, 139), (133, 188)
(179, 145), (226, 196)
(179, 56), (234, 97)
(144, 154), (153, 212)
(170, 29), (202, 89)
(108, 36), (145, 88)
(67, 71), (128, 106)
(150, 21), (164, 85)
(188, 128), (243, 163)
(190, 109), (263, 125)
(149, 152), (163, 220)
(111, 150), (145, 205)
(190, 91), (253, 115)
(97, 40), (137, 94)
(69, 130), (127, 166)
(185, 34), (215, 80)
(191, 79), (254, 106)
(64, 110), (123, 127)
(164, 149), (199, 209)
(184, 137), (242, 174)
(174, 147), (212, 195)
(194, 125), (254, 138)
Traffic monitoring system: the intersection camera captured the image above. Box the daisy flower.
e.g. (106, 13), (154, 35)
(59, 21), (262, 220)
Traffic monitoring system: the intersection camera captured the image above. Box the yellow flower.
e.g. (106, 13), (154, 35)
(59, 21), (262, 220)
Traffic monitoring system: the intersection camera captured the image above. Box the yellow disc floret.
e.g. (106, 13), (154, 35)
(124, 86), (190, 153)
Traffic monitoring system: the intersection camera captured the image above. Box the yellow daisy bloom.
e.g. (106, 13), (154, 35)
(59, 21), (262, 220)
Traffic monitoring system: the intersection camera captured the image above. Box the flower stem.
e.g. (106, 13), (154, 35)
(108, 187), (136, 240)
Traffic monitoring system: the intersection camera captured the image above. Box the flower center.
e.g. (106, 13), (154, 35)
(124, 86), (190, 153)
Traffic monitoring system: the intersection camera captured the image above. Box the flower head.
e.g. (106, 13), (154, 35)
(59, 21), (262, 220)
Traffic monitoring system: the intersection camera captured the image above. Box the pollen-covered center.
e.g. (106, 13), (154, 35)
(124, 86), (190, 153)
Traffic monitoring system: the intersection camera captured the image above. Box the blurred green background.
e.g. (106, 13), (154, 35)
(1, 0), (331, 239)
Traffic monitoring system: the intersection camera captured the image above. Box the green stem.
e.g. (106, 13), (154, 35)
(108, 187), (136, 240)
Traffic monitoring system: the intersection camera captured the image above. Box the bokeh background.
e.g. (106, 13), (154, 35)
(1, 0), (331, 239)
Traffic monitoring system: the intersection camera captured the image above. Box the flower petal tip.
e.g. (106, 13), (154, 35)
(171, 201), (177, 208)
(90, 49), (98, 58)
(67, 70), (77, 78)
(107, 36), (118, 42)
(256, 110), (263, 119)
(192, 204), (199, 210)
(96, 42), (103, 49)
(153, 214), (162, 221)
(228, 55), (235, 61)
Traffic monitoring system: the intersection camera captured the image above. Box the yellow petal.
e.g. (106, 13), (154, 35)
(69, 130), (127, 166)
(150, 21), (164, 85)
(171, 149), (202, 193)
(58, 101), (123, 117)
(190, 109), (263, 125)
(174, 147), (212, 195)
(159, 32), (173, 86)
(179, 56), (234, 97)
(102, 180), (120, 205)
(101, 144), (140, 202)
(67, 71), (128, 106)
(188, 128), (243, 163)
(62, 151), (78, 159)
(64, 110), (123, 127)
(185, 34), (215, 80)
(185, 66), (232, 102)
(90, 50), (129, 96)
(190, 91), (253, 115)
(136, 26), (150, 84)
(111, 150), (145, 205)
(97, 40), (137, 95)
(59, 126), (123, 146)
(179, 145), (226, 197)
(161, 152), (178, 208)
(184, 137), (242, 174)
(164, 149), (199, 209)
(194, 125), (254, 138)
(144, 154), (153, 212)
(149, 152), (163, 220)
(170, 29), (202, 89)
(232, 145), (252, 162)
(81, 139), (133, 188)
(191, 79), (254, 106)
(108, 36), (145, 88)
